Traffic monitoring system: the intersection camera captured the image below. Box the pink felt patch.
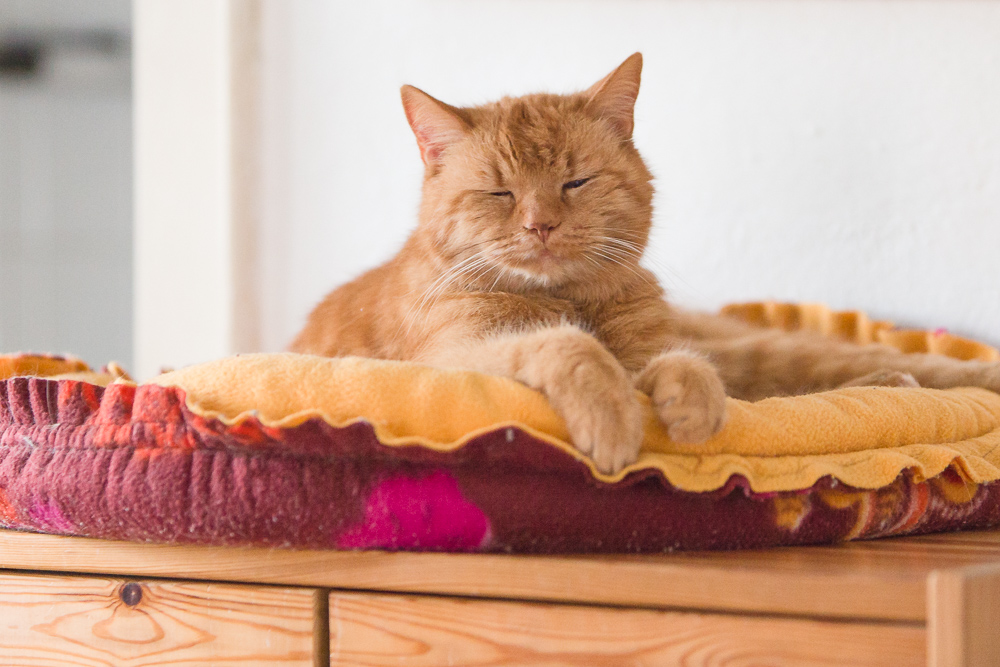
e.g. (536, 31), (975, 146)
(29, 502), (75, 533)
(338, 470), (492, 551)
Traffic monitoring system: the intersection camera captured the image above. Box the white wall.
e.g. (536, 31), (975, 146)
(259, 0), (1000, 352)
(133, 0), (261, 380)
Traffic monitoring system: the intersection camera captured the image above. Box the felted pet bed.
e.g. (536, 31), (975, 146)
(2, 302), (1000, 553)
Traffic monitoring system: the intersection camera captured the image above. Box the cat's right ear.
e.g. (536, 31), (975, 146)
(584, 52), (643, 139)
(400, 85), (470, 166)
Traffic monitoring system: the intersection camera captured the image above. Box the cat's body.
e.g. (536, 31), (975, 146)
(291, 241), (670, 373)
(292, 53), (1000, 473)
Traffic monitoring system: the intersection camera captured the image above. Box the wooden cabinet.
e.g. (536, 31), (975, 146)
(0, 573), (318, 666)
(326, 592), (925, 666)
(1, 530), (1000, 666)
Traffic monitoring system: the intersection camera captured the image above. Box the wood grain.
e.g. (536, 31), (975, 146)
(327, 592), (926, 667)
(0, 572), (316, 666)
(3, 530), (1000, 623)
(928, 564), (1000, 667)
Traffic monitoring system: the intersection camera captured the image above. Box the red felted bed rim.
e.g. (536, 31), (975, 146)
(2, 373), (999, 553)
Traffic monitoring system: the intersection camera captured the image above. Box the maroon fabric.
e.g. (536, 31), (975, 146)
(2, 375), (999, 552)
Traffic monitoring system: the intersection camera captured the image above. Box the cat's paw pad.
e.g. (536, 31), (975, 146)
(637, 352), (727, 444)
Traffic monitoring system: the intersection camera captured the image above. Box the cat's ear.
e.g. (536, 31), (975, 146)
(584, 52), (643, 139)
(401, 85), (470, 165)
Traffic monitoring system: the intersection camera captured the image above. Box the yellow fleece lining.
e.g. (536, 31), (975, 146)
(146, 352), (1000, 492)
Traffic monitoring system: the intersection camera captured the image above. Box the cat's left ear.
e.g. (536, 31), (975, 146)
(401, 85), (471, 166)
(584, 52), (643, 139)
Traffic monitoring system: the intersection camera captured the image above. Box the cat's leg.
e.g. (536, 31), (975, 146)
(635, 350), (728, 443)
(423, 324), (643, 474)
(873, 353), (1000, 392)
(690, 325), (1000, 400)
(838, 370), (920, 389)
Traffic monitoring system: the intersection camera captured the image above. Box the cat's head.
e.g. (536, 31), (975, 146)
(402, 53), (654, 296)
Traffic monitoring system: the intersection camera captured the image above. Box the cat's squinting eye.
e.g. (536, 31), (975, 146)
(563, 178), (591, 190)
(488, 191), (513, 197)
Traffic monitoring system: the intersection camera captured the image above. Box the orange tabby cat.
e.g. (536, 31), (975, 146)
(292, 53), (1000, 473)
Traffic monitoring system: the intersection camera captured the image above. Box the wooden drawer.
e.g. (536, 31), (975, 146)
(328, 592), (925, 666)
(5, 531), (1000, 665)
(0, 572), (319, 666)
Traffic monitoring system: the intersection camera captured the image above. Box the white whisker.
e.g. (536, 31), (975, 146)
(487, 266), (507, 293)
(396, 252), (491, 341)
(588, 244), (660, 291)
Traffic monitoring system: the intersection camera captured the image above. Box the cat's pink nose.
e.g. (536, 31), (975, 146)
(525, 220), (558, 244)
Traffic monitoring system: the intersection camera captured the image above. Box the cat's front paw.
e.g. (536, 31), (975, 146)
(533, 327), (643, 474)
(559, 374), (644, 476)
(637, 351), (727, 443)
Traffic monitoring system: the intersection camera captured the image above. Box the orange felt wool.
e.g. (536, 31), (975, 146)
(0, 354), (90, 380)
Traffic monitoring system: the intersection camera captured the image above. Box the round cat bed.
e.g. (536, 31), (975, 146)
(2, 302), (1000, 553)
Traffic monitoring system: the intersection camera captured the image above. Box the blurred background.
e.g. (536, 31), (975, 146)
(0, 0), (131, 369)
(2, 1), (999, 378)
